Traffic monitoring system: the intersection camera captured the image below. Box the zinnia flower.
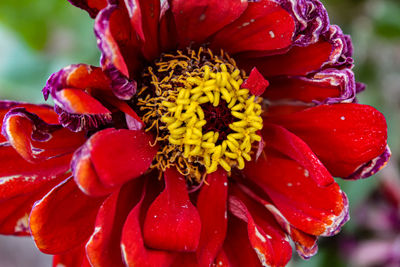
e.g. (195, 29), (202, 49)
(0, 0), (390, 266)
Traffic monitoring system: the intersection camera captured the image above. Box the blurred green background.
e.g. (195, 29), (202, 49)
(0, 0), (399, 266)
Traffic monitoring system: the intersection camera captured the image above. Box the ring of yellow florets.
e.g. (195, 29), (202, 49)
(136, 48), (263, 182)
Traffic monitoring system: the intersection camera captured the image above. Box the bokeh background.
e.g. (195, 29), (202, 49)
(0, 0), (399, 266)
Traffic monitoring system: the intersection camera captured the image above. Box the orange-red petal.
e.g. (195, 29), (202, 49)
(30, 178), (105, 254)
(196, 169), (228, 266)
(143, 168), (201, 252)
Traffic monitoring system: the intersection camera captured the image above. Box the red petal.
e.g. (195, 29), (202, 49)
(68, 0), (107, 18)
(30, 178), (105, 254)
(0, 170), (69, 235)
(223, 216), (262, 267)
(2, 108), (86, 163)
(143, 168), (201, 252)
(213, 250), (231, 267)
(0, 101), (58, 131)
(73, 148), (113, 197)
(241, 67), (269, 96)
(53, 245), (91, 267)
(290, 228), (318, 259)
(171, 253), (199, 267)
(159, 1), (178, 52)
(62, 64), (112, 91)
(243, 149), (348, 236)
(238, 40), (332, 77)
(268, 104), (388, 178)
(56, 88), (111, 114)
(86, 178), (145, 267)
(95, 4), (140, 78)
(125, 0), (160, 60)
(73, 128), (157, 195)
(196, 169), (228, 266)
(0, 145), (72, 179)
(172, 0), (247, 46)
(229, 188), (292, 267)
(264, 68), (357, 106)
(43, 64), (116, 104)
(211, 0), (294, 54)
(121, 176), (175, 267)
(0, 143), (73, 236)
(238, 184), (318, 259)
(262, 123), (334, 186)
(265, 76), (340, 102)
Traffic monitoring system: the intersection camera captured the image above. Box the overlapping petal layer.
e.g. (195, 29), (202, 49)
(30, 178), (105, 254)
(72, 128), (157, 196)
(143, 169), (202, 252)
(196, 169), (228, 266)
(0, 102), (84, 235)
(244, 148), (348, 237)
(121, 176), (175, 267)
(229, 187), (293, 267)
(267, 104), (388, 178)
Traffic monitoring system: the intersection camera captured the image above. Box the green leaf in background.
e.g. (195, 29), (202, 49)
(373, 0), (400, 39)
(0, 0), (94, 50)
(0, 0), (99, 103)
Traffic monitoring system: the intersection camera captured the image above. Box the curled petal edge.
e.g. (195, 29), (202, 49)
(345, 146), (391, 180)
(94, 4), (137, 100)
(277, 0), (329, 47)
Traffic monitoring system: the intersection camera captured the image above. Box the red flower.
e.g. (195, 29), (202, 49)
(0, 0), (390, 266)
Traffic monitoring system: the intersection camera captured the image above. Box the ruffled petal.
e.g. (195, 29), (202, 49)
(121, 175), (175, 267)
(243, 148), (349, 236)
(30, 178), (105, 254)
(143, 168), (201, 252)
(196, 169), (228, 266)
(43, 64), (112, 101)
(43, 64), (112, 131)
(172, 0), (248, 47)
(67, 0), (107, 18)
(210, 0), (294, 54)
(43, 64), (138, 131)
(86, 178), (145, 267)
(277, 0), (329, 47)
(2, 108), (86, 163)
(229, 187), (292, 267)
(289, 228), (318, 259)
(0, 101), (58, 125)
(72, 128), (157, 196)
(0, 101), (58, 144)
(268, 104), (388, 178)
(238, 25), (353, 77)
(95, 3), (143, 84)
(53, 245), (91, 267)
(347, 146), (391, 180)
(264, 68), (357, 105)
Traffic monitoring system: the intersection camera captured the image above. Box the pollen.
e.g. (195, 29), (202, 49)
(136, 48), (263, 182)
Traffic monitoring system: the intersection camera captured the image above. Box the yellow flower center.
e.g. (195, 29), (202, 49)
(136, 48), (263, 182)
